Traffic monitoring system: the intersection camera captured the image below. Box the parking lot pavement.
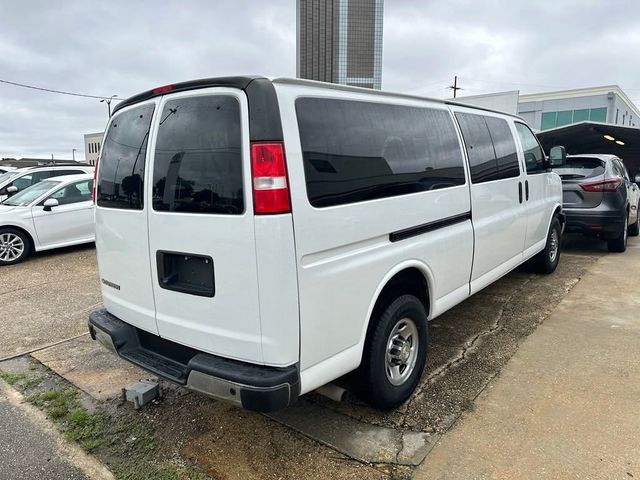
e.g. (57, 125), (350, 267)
(0, 241), (607, 479)
(0, 380), (113, 480)
(414, 237), (640, 479)
(0, 244), (100, 360)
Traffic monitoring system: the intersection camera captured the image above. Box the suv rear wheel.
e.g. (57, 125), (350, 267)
(532, 217), (562, 274)
(608, 215), (628, 252)
(628, 207), (639, 237)
(355, 294), (428, 410)
(0, 228), (31, 266)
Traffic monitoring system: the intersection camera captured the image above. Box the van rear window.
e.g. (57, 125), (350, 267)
(296, 98), (466, 208)
(98, 104), (155, 209)
(152, 95), (243, 215)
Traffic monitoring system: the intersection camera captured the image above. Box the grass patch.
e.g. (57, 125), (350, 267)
(24, 384), (206, 479)
(27, 388), (77, 418)
(22, 376), (45, 390)
(65, 408), (109, 452)
(0, 371), (26, 385)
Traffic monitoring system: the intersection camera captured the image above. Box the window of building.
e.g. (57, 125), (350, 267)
(590, 108), (607, 123)
(556, 110), (573, 127)
(296, 98), (466, 208)
(616, 109), (619, 124)
(98, 103), (155, 209)
(515, 123), (545, 173)
(541, 112), (557, 130)
(540, 107), (608, 130)
(152, 95), (244, 215)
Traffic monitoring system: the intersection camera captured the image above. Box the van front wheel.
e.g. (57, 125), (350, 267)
(356, 294), (428, 410)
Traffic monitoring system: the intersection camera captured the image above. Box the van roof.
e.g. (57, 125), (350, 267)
(113, 75), (523, 121)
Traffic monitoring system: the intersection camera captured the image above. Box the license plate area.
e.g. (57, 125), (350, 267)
(156, 251), (215, 297)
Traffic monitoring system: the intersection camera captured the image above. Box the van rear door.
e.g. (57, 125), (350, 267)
(96, 101), (158, 335)
(146, 88), (263, 364)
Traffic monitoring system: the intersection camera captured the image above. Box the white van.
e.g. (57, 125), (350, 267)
(89, 76), (564, 412)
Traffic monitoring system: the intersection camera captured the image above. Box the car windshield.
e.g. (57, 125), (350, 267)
(0, 171), (19, 184)
(2, 180), (59, 206)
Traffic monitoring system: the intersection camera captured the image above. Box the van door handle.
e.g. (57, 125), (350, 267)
(525, 180), (529, 201)
(518, 182), (523, 204)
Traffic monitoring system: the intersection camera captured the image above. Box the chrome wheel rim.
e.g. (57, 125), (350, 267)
(0, 233), (25, 262)
(385, 317), (419, 386)
(624, 219), (628, 244)
(548, 228), (559, 263)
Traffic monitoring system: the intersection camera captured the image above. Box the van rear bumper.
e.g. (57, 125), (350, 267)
(88, 309), (299, 412)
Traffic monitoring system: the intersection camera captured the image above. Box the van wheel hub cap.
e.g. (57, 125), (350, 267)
(0, 233), (24, 262)
(385, 318), (419, 386)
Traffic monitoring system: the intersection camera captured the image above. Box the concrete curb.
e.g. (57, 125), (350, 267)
(0, 380), (115, 480)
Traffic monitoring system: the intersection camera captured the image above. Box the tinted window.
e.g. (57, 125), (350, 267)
(515, 123), (545, 173)
(455, 113), (498, 183)
(98, 104), (155, 209)
(152, 95), (243, 215)
(554, 157), (605, 180)
(485, 117), (520, 179)
(296, 98), (465, 208)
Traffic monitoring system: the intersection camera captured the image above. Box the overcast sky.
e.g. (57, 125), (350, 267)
(1, 0), (639, 160)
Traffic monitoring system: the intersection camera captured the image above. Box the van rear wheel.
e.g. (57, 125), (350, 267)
(356, 294), (427, 410)
(532, 217), (562, 274)
(628, 208), (639, 237)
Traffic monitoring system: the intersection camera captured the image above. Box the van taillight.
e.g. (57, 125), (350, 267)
(92, 156), (99, 203)
(250, 142), (291, 215)
(580, 178), (622, 192)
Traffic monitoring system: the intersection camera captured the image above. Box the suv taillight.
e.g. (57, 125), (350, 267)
(250, 142), (291, 214)
(579, 178), (622, 192)
(92, 156), (99, 203)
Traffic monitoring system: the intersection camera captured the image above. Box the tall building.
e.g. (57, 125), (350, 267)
(296, 0), (384, 90)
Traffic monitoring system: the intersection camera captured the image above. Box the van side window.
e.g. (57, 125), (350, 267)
(98, 104), (155, 209)
(152, 95), (243, 215)
(484, 117), (520, 180)
(455, 113), (498, 183)
(455, 113), (520, 183)
(515, 123), (546, 173)
(296, 98), (466, 208)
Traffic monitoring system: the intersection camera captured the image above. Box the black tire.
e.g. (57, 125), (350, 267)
(0, 228), (31, 266)
(628, 208), (639, 237)
(608, 216), (628, 252)
(532, 217), (562, 274)
(355, 294), (428, 410)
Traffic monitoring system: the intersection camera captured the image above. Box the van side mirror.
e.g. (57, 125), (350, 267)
(635, 174), (640, 185)
(43, 198), (59, 212)
(548, 146), (567, 167)
(6, 185), (18, 196)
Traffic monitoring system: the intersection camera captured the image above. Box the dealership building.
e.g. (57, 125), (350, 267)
(517, 85), (639, 132)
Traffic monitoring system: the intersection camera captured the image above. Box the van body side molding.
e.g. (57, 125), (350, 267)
(389, 212), (472, 243)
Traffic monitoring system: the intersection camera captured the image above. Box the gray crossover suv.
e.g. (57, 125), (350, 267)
(555, 154), (640, 252)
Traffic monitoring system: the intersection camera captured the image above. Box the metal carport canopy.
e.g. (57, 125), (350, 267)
(537, 121), (640, 176)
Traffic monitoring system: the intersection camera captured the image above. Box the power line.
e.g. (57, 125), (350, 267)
(0, 78), (123, 100)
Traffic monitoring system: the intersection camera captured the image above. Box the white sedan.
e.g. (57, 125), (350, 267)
(0, 174), (95, 265)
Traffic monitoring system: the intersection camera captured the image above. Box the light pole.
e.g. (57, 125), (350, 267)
(72, 149), (77, 162)
(100, 95), (117, 118)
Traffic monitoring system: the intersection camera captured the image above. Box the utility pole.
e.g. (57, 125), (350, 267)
(72, 149), (76, 162)
(449, 76), (462, 98)
(100, 95), (117, 118)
